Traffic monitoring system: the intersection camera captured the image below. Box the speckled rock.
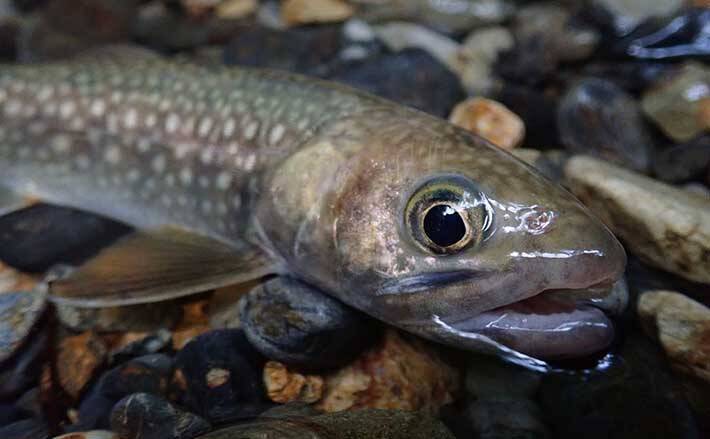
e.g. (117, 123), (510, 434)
(0, 290), (46, 364)
(56, 331), (107, 399)
(281, 0), (353, 27)
(196, 408), (455, 439)
(449, 97), (524, 150)
(263, 361), (324, 404)
(56, 301), (182, 333)
(317, 329), (460, 413)
(456, 26), (513, 96)
(240, 276), (379, 370)
(638, 290), (710, 384)
(564, 156), (710, 284)
(641, 62), (710, 143)
(110, 393), (211, 439)
(558, 78), (652, 172)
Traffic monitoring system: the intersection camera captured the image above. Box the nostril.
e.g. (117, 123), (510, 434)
(519, 206), (556, 235)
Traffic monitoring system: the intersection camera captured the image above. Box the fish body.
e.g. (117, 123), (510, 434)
(0, 58), (626, 365)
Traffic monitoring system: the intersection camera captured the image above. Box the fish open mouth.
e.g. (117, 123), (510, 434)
(447, 278), (626, 360)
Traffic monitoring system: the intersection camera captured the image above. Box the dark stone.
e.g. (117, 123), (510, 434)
(625, 255), (710, 308)
(466, 399), (549, 439)
(109, 329), (173, 365)
(110, 393), (210, 439)
(0, 19), (19, 62)
(0, 328), (47, 400)
(0, 291), (47, 364)
(653, 136), (710, 183)
(241, 277), (380, 371)
(579, 61), (678, 94)
(557, 77), (653, 172)
(495, 84), (560, 149)
(539, 329), (700, 439)
(174, 329), (268, 423)
(0, 418), (49, 439)
(42, 0), (139, 42)
(0, 404), (30, 426)
(72, 354), (173, 431)
(329, 48), (465, 118)
(11, 0), (48, 13)
(0, 204), (131, 273)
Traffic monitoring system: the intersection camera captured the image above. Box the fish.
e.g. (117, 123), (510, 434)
(0, 55), (626, 367)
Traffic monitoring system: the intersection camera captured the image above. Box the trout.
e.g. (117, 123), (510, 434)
(0, 56), (626, 367)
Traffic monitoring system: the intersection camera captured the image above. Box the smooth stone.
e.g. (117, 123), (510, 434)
(281, 0), (353, 27)
(564, 156), (710, 284)
(684, 183), (710, 200)
(0, 290), (46, 364)
(593, 0), (685, 34)
(240, 276), (379, 370)
(653, 136), (710, 183)
(456, 26), (513, 96)
(558, 78), (653, 172)
(330, 48), (465, 117)
(466, 399), (549, 439)
(174, 329), (267, 423)
(373, 21), (460, 73)
(56, 331), (107, 400)
(449, 97), (525, 150)
(73, 354), (174, 431)
(215, 0), (258, 20)
(352, 0), (513, 34)
(262, 360), (324, 404)
(0, 262), (36, 294)
(0, 418), (49, 439)
(196, 408), (455, 439)
(0, 204), (131, 273)
(638, 290), (710, 384)
(0, 328), (47, 399)
(641, 62), (710, 143)
(56, 300), (182, 333)
(110, 393), (211, 439)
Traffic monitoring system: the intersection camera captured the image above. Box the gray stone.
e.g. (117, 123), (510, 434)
(457, 26), (513, 95)
(594, 0), (685, 34)
(0, 290), (46, 363)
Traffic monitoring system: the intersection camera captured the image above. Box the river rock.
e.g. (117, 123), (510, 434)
(281, 0), (353, 27)
(0, 327), (47, 399)
(317, 329), (460, 413)
(0, 262), (36, 293)
(495, 84), (560, 148)
(263, 361), (324, 404)
(373, 22), (460, 73)
(641, 62), (710, 143)
(638, 290), (710, 384)
(456, 26), (513, 96)
(56, 331), (107, 399)
(0, 418), (49, 439)
(449, 97), (524, 150)
(564, 156), (710, 284)
(653, 136), (710, 183)
(558, 78), (652, 172)
(0, 290), (46, 364)
(466, 398), (549, 439)
(240, 276), (379, 370)
(592, 0), (684, 35)
(196, 408), (454, 439)
(172, 299), (211, 350)
(110, 393), (211, 439)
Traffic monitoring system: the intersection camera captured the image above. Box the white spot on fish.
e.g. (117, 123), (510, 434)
(161, 194), (173, 207)
(244, 121), (259, 140)
(36, 85), (53, 102)
(51, 134), (72, 153)
(223, 118), (236, 138)
(199, 175), (210, 188)
(232, 194), (241, 209)
(200, 148), (213, 165)
(145, 112), (157, 128)
(152, 154), (166, 173)
(4, 99), (22, 117)
(198, 117), (213, 138)
(201, 200), (212, 214)
(165, 173), (175, 187)
(75, 154), (90, 170)
(180, 168), (193, 185)
(137, 138), (151, 153)
(244, 154), (256, 171)
(127, 169), (141, 182)
(105, 146), (121, 164)
(166, 113), (180, 134)
(90, 99), (106, 117)
(217, 202), (228, 215)
(216, 171), (232, 190)
(124, 108), (139, 129)
(268, 124), (285, 146)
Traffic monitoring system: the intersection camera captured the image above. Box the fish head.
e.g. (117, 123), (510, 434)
(260, 111), (626, 362)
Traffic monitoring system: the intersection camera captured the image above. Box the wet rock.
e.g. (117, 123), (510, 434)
(0, 204), (131, 273)
(449, 97), (524, 150)
(466, 399), (549, 439)
(592, 0), (684, 35)
(457, 26), (513, 96)
(641, 62), (710, 143)
(495, 84), (560, 148)
(540, 329), (699, 439)
(616, 8), (710, 60)
(56, 301), (182, 333)
(110, 393), (210, 439)
(108, 329), (172, 365)
(73, 354), (173, 430)
(638, 290), (710, 384)
(352, 0), (513, 35)
(330, 48), (465, 117)
(684, 183), (710, 200)
(196, 408), (455, 439)
(0, 418), (49, 439)
(317, 329), (460, 413)
(0, 290), (46, 364)
(564, 156), (710, 284)
(53, 432), (118, 439)
(281, 0), (353, 27)
(215, 0), (258, 20)
(0, 328), (47, 399)
(174, 329), (267, 423)
(558, 78), (653, 172)
(57, 331), (107, 400)
(373, 22), (460, 73)
(263, 361), (324, 404)
(241, 277), (379, 371)
(653, 136), (710, 183)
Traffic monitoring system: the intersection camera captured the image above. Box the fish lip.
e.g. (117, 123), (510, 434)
(377, 270), (490, 296)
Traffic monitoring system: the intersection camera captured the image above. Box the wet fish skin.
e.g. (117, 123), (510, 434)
(0, 58), (626, 362)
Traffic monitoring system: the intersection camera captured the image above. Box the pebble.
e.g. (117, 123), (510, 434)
(263, 360), (324, 404)
(593, 0), (684, 34)
(56, 331), (107, 400)
(281, 0), (353, 27)
(495, 84), (560, 148)
(53, 432), (118, 439)
(641, 62), (710, 143)
(56, 301), (182, 333)
(317, 329), (460, 413)
(456, 26), (513, 96)
(638, 290), (710, 384)
(331, 48), (465, 117)
(0, 418), (50, 439)
(0, 328), (47, 399)
(373, 22), (460, 73)
(110, 393), (211, 439)
(174, 329), (267, 423)
(449, 97), (525, 150)
(558, 78), (653, 172)
(240, 276), (379, 370)
(652, 136), (710, 183)
(564, 156), (710, 284)
(196, 408), (455, 439)
(0, 290), (46, 364)
(215, 0), (258, 20)
(0, 262), (36, 293)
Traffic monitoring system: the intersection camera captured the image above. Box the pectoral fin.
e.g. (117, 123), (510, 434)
(49, 227), (277, 307)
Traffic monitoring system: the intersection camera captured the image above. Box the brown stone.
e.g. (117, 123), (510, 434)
(317, 329), (461, 413)
(282, 0), (354, 26)
(449, 97), (525, 150)
(699, 97), (710, 130)
(638, 290), (710, 384)
(216, 0), (258, 19)
(263, 361), (324, 404)
(57, 331), (107, 399)
(172, 299), (211, 349)
(0, 262), (37, 293)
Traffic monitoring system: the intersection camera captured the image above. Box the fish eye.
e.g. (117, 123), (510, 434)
(405, 175), (490, 254)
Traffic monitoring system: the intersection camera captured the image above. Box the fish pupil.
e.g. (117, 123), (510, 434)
(423, 204), (466, 248)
